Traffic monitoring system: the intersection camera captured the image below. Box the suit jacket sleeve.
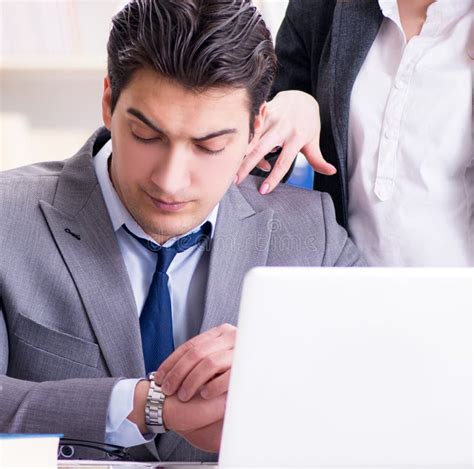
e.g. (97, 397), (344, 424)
(271, 0), (336, 97)
(0, 302), (120, 443)
(264, 1), (337, 182)
(272, 1), (312, 96)
(320, 193), (365, 267)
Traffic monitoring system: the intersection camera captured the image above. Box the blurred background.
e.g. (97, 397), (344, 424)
(0, 0), (312, 188)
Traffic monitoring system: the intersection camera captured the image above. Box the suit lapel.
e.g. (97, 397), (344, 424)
(200, 184), (274, 331)
(318, 0), (383, 221)
(158, 185), (274, 461)
(40, 131), (144, 378)
(330, 0), (383, 171)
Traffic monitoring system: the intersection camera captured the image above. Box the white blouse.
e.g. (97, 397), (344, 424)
(347, 0), (473, 266)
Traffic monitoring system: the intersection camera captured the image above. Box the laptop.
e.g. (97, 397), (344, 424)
(219, 268), (473, 469)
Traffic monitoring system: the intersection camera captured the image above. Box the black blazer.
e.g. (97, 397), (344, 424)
(272, 0), (384, 227)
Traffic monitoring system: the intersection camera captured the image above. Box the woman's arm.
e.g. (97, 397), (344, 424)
(237, 0), (337, 193)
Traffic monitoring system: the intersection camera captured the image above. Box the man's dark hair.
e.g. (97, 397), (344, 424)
(107, 0), (277, 123)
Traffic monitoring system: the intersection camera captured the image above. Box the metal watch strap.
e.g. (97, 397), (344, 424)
(145, 372), (167, 434)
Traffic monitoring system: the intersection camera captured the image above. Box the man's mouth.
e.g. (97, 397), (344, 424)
(148, 194), (190, 212)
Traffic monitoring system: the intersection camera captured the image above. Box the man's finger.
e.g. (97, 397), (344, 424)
(177, 350), (233, 402)
(155, 326), (223, 383)
(200, 370), (231, 400)
(157, 325), (236, 395)
(160, 337), (232, 396)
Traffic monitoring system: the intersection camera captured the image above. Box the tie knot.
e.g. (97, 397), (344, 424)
(123, 221), (212, 274)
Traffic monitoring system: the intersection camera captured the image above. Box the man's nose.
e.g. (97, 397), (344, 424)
(150, 146), (192, 196)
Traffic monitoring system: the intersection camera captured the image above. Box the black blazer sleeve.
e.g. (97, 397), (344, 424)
(271, 0), (336, 98)
(269, 1), (383, 228)
(261, 1), (337, 195)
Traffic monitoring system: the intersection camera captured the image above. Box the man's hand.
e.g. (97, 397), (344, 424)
(180, 419), (224, 454)
(128, 380), (226, 453)
(155, 324), (237, 402)
(162, 393), (226, 434)
(236, 90), (336, 194)
(128, 325), (236, 453)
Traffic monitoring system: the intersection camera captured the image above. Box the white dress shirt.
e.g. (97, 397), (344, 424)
(347, 0), (473, 266)
(93, 139), (219, 447)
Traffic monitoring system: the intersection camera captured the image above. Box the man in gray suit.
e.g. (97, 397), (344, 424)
(0, 0), (363, 462)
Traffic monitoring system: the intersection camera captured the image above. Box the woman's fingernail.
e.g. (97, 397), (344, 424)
(178, 389), (187, 401)
(155, 371), (164, 383)
(234, 174), (239, 184)
(260, 183), (269, 195)
(200, 388), (209, 399)
(161, 382), (170, 394)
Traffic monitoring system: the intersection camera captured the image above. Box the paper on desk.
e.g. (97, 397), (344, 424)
(0, 433), (62, 469)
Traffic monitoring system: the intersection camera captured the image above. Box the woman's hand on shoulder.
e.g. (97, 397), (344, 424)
(237, 90), (336, 195)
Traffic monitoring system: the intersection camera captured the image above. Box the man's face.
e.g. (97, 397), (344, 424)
(102, 68), (264, 244)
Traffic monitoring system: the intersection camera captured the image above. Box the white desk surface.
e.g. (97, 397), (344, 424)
(58, 462), (216, 469)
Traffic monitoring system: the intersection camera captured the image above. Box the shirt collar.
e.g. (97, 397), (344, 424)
(378, 0), (398, 19)
(93, 138), (219, 248)
(378, 0), (471, 38)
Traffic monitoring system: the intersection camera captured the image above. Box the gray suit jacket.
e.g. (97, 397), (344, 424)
(272, 0), (383, 227)
(0, 127), (364, 461)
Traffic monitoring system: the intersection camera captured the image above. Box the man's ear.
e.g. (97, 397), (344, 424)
(102, 76), (113, 130)
(247, 102), (267, 154)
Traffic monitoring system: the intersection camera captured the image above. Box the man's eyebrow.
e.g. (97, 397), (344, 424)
(127, 108), (163, 133)
(127, 106), (237, 141)
(193, 129), (237, 142)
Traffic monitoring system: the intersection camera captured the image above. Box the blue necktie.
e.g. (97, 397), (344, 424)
(123, 222), (211, 374)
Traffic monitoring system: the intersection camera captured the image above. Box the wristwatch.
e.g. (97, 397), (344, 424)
(145, 372), (167, 434)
